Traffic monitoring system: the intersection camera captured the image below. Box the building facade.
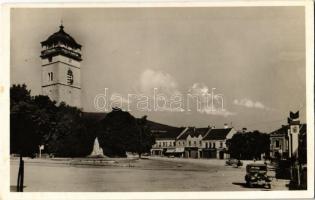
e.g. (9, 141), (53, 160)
(151, 125), (236, 159)
(201, 128), (237, 159)
(150, 128), (186, 156)
(269, 126), (289, 159)
(180, 127), (210, 158)
(270, 124), (307, 160)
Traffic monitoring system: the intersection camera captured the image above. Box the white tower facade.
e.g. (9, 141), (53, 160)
(40, 25), (82, 108)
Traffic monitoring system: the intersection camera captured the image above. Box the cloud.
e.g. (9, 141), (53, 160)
(189, 83), (210, 96)
(233, 98), (270, 110)
(131, 69), (182, 112)
(189, 82), (236, 117)
(199, 107), (236, 117)
(138, 69), (180, 95)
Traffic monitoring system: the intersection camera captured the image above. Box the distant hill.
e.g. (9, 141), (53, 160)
(82, 112), (179, 131)
(82, 112), (107, 122)
(146, 120), (179, 131)
(146, 120), (185, 139)
(82, 111), (182, 140)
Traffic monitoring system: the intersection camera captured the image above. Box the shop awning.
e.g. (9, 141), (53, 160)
(175, 148), (185, 153)
(165, 149), (176, 153)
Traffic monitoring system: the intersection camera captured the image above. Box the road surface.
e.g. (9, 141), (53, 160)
(10, 157), (289, 192)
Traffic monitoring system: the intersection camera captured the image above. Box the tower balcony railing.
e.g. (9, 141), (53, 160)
(41, 46), (82, 61)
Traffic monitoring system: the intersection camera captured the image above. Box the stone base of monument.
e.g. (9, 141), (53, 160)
(87, 154), (107, 158)
(69, 157), (138, 167)
(67, 138), (139, 167)
(70, 158), (118, 166)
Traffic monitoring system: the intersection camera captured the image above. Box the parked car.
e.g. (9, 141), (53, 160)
(245, 163), (272, 189)
(225, 159), (243, 167)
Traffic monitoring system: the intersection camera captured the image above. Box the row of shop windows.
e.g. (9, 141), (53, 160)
(157, 141), (176, 148)
(186, 140), (223, 148)
(205, 142), (223, 148)
(187, 140), (202, 146)
(156, 140), (224, 148)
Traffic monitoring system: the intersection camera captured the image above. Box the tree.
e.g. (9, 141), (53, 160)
(10, 84), (31, 106)
(133, 116), (155, 158)
(10, 85), (42, 192)
(98, 108), (137, 157)
(11, 84), (95, 159)
(46, 102), (94, 157)
(226, 131), (270, 160)
(10, 84), (95, 191)
(32, 95), (58, 145)
(98, 108), (155, 158)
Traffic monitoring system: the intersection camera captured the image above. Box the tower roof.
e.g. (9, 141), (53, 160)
(203, 128), (232, 140)
(41, 25), (82, 50)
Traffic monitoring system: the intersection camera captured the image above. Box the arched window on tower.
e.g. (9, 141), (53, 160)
(67, 69), (73, 85)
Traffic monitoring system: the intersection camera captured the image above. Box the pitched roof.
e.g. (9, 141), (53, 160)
(269, 124), (307, 137)
(177, 127), (210, 140)
(269, 125), (288, 136)
(203, 128), (232, 140)
(146, 120), (178, 131)
(152, 127), (185, 140)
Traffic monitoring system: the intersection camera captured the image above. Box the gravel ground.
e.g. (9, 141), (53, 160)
(10, 157), (289, 192)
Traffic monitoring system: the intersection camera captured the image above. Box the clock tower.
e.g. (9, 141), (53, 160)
(40, 24), (82, 108)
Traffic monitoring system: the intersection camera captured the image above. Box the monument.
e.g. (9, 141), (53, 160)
(89, 137), (105, 157)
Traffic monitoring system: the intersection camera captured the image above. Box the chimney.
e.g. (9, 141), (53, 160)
(224, 123), (229, 129)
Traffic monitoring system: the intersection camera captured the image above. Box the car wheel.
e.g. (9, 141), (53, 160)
(264, 183), (271, 189)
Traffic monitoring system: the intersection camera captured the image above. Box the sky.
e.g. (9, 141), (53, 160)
(10, 7), (306, 132)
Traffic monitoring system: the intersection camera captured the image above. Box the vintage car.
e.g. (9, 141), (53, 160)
(245, 163), (272, 188)
(225, 158), (243, 167)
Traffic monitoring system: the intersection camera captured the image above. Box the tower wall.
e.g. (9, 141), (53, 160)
(57, 84), (81, 108)
(42, 54), (80, 68)
(42, 84), (59, 103)
(41, 55), (81, 108)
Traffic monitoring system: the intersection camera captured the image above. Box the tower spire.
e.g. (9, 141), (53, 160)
(60, 19), (64, 30)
